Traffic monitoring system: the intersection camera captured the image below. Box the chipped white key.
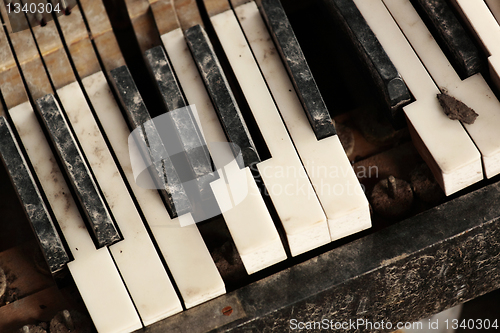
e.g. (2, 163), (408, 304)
(353, 0), (482, 195)
(207, 9), (332, 255)
(449, 0), (500, 91)
(9, 102), (141, 333)
(162, 28), (287, 271)
(233, 1), (370, 241)
(82, 71), (225, 307)
(383, 0), (500, 178)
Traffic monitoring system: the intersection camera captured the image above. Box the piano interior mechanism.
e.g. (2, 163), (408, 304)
(0, 0), (499, 331)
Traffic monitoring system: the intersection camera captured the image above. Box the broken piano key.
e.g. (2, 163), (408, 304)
(110, 65), (192, 218)
(319, 0), (412, 126)
(145, 46), (218, 207)
(184, 24), (260, 168)
(35, 94), (121, 248)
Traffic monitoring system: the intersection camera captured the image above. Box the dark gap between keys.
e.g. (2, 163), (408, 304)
(101, 0), (164, 119)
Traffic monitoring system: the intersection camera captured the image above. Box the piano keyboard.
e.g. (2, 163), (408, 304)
(1, 0), (500, 332)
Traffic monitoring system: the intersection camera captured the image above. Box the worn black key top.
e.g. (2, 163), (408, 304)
(0, 116), (70, 273)
(145, 46), (219, 215)
(35, 94), (121, 248)
(257, 0), (337, 139)
(184, 24), (260, 168)
(144, 46), (214, 180)
(319, 0), (412, 126)
(110, 66), (191, 218)
(412, 0), (483, 78)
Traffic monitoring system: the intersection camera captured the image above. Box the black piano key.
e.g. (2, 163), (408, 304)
(144, 46), (187, 112)
(35, 94), (121, 248)
(184, 24), (260, 168)
(110, 66), (192, 218)
(0, 116), (70, 273)
(144, 46), (214, 179)
(145, 46), (219, 209)
(412, 0), (483, 78)
(318, 0), (412, 126)
(258, 0), (337, 140)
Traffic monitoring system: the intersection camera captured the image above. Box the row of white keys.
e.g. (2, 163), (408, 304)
(449, 0), (500, 91)
(9, 102), (142, 333)
(82, 71), (226, 307)
(0, 13), (142, 332)
(233, 0), (370, 241)
(162, 27), (287, 273)
(206, 5), (332, 255)
(55, 0), (225, 310)
(351, 0), (482, 195)
(382, 0), (500, 178)
(26, 4), (183, 324)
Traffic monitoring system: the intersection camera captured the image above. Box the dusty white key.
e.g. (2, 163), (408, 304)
(233, 1), (370, 241)
(56, 83), (182, 324)
(352, 0), (482, 195)
(161, 28), (287, 271)
(8, 102), (141, 333)
(383, 0), (500, 179)
(208, 9), (332, 254)
(82, 71), (225, 307)
(485, 0), (500, 24)
(449, 0), (500, 91)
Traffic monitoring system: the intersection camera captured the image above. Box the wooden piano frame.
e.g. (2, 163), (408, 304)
(1, 0), (499, 331)
(138, 178), (500, 332)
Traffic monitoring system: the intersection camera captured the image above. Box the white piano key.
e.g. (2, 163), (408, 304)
(161, 28), (287, 271)
(234, 1), (370, 241)
(382, 0), (500, 179)
(352, 0), (482, 195)
(81, 71), (225, 307)
(208, 10), (332, 255)
(210, 156), (286, 274)
(449, 0), (500, 91)
(56, 82), (182, 324)
(8, 101), (141, 333)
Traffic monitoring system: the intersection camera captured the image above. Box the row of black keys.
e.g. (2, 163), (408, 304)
(0, 0), (484, 274)
(0, 0), (333, 273)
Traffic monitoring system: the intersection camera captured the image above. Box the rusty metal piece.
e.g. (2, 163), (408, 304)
(370, 176), (413, 218)
(19, 324), (47, 333)
(222, 306), (233, 316)
(62, 310), (74, 331)
(387, 175), (397, 199)
(50, 310), (92, 333)
(410, 163), (445, 205)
